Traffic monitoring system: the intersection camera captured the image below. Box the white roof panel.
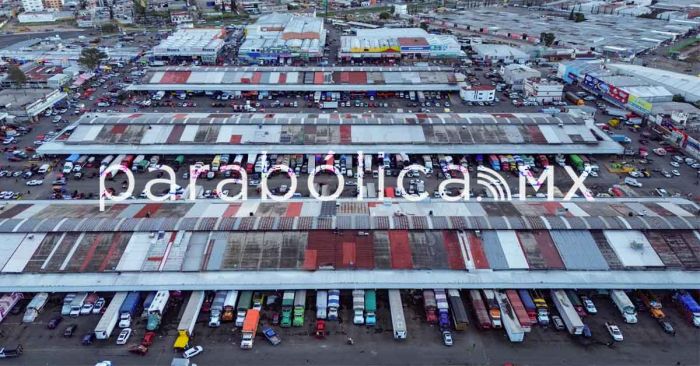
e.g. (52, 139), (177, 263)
(496, 230), (529, 269)
(603, 230), (664, 267)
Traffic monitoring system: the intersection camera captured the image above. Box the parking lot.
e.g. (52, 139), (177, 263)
(0, 290), (698, 366)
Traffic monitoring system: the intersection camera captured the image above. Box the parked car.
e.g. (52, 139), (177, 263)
(605, 322), (624, 342)
(63, 324), (77, 337)
(183, 345), (203, 359)
(116, 328), (132, 345)
(441, 331), (453, 346)
(551, 315), (565, 330)
(47, 315), (62, 329)
(581, 296), (597, 314)
(82, 333), (95, 345)
(92, 298), (105, 314)
(657, 319), (675, 336)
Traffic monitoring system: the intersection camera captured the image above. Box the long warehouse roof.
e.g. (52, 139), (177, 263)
(0, 199), (698, 291)
(127, 65), (460, 92)
(37, 112), (624, 155)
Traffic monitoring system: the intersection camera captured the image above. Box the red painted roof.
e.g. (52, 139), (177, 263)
(397, 37), (429, 47)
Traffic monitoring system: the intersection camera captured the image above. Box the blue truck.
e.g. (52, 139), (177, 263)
(610, 134), (631, 144)
(118, 292), (141, 328)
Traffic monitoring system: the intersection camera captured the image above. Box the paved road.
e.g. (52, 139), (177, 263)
(0, 291), (698, 366)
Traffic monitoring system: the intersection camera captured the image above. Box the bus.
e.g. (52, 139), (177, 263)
(211, 155), (221, 172)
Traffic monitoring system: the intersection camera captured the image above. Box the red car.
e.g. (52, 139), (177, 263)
(142, 331), (156, 347)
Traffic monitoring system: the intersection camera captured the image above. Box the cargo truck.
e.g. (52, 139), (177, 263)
(146, 291), (170, 331)
(517, 290), (537, 326)
(316, 291), (328, 320)
(434, 289), (450, 330)
(240, 309), (260, 349)
(637, 291), (665, 319)
(174, 291), (205, 351)
(235, 291), (253, 327)
(208, 291), (227, 327)
(22, 293), (49, 323)
(69, 292), (88, 317)
(119, 292), (141, 328)
(565, 290), (587, 317)
(95, 292), (127, 340)
(496, 292), (525, 342)
(447, 290), (469, 331)
(565, 92), (584, 106)
(280, 291), (295, 327)
(505, 290), (531, 332)
(388, 290), (407, 340)
(610, 134), (631, 144)
(551, 290), (584, 335)
(352, 290), (365, 325)
(530, 290), (550, 326)
(673, 291), (700, 327)
(365, 290), (377, 326)
(221, 291), (238, 323)
(482, 290), (502, 328)
(327, 290), (340, 321)
(141, 292), (156, 320)
(293, 290), (306, 327)
(610, 290), (638, 323)
(468, 290), (492, 330)
(422, 290), (437, 324)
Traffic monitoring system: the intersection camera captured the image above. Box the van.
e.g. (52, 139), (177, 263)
(38, 164), (51, 174)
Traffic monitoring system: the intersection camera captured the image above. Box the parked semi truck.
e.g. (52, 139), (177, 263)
(118, 292), (141, 328)
(293, 290), (306, 327)
(551, 290), (584, 335)
(447, 289), (469, 331)
(174, 291), (205, 351)
(22, 293), (49, 323)
(388, 290), (407, 340)
(327, 290), (340, 321)
(505, 290), (531, 332)
(423, 290), (437, 324)
(316, 291), (328, 320)
(482, 290), (502, 328)
(517, 290), (537, 326)
(530, 290), (550, 326)
(610, 290), (638, 323)
(565, 290), (586, 318)
(208, 291), (228, 327)
(496, 291), (525, 342)
(434, 289), (450, 330)
(94, 292), (127, 340)
(352, 290), (365, 325)
(240, 309), (260, 349)
(469, 290), (492, 330)
(565, 92), (584, 106)
(146, 291), (170, 331)
(365, 290), (377, 326)
(235, 291), (253, 327)
(673, 291), (700, 327)
(280, 291), (295, 327)
(140, 292), (156, 320)
(221, 291), (238, 323)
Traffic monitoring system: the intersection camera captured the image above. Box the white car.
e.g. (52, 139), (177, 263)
(52, 116), (62, 123)
(606, 322), (624, 341)
(624, 177), (642, 188)
(26, 180), (44, 186)
(92, 298), (105, 314)
(582, 297), (597, 314)
(80, 302), (94, 315)
(670, 161), (680, 168)
(1, 191), (14, 200)
(116, 328), (131, 345)
(671, 170), (680, 176)
(442, 331), (453, 346)
(183, 345), (203, 359)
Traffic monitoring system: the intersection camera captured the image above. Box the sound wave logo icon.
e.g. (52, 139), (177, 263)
(476, 166), (512, 201)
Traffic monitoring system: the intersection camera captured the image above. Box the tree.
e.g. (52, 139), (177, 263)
(101, 23), (118, 33)
(419, 22), (428, 31)
(672, 94), (686, 103)
(78, 47), (107, 70)
(574, 12), (586, 22)
(568, 8), (574, 20)
(7, 65), (27, 86)
(379, 11), (391, 20)
(540, 32), (556, 47)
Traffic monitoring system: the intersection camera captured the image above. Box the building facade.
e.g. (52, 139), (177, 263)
(523, 79), (564, 103)
(22, 0), (43, 12)
(460, 85), (495, 102)
(339, 28), (465, 61)
(239, 13), (325, 64)
(152, 28), (226, 64)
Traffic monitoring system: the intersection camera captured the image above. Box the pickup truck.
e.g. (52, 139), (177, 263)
(0, 345), (23, 358)
(262, 326), (281, 346)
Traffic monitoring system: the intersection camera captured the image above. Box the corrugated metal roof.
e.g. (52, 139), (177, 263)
(481, 231), (509, 270)
(549, 230), (609, 270)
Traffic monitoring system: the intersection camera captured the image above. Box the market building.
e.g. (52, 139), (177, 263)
(238, 13), (326, 65)
(152, 28), (226, 65)
(338, 28), (464, 62)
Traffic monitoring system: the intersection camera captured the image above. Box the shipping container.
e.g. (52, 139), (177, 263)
(447, 290), (469, 331)
(469, 290), (492, 329)
(505, 290), (531, 332)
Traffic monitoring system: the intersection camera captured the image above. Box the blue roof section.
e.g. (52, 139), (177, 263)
(549, 230), (610, 271)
